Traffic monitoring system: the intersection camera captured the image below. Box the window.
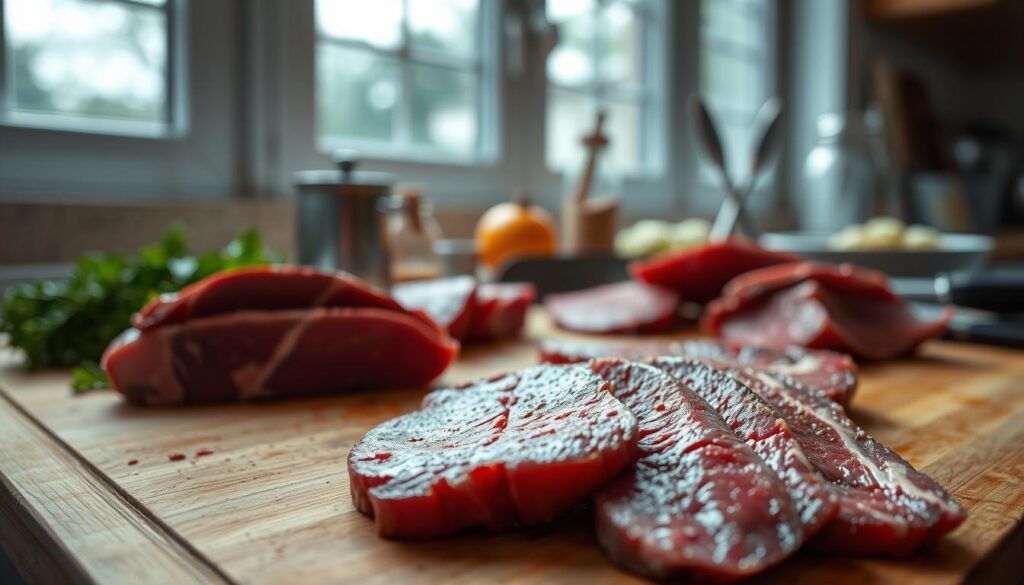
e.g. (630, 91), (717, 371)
(699, 0), (776, 181)
(1, 0), (177, 137)
(315, 0), (495, 162)
(544, 0), (662, 177)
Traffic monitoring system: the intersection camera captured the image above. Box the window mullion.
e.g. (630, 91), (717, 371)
(396, 0), (413, 149)
(0, 0), (8, 112)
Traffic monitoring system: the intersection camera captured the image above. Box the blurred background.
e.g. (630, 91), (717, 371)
(1, 0), (1023, 268)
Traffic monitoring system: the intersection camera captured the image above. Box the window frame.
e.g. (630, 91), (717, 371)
(0, 0), (183, 139)
(543, 0), (666, 180)
(314, 0), (501, 166)
(0, 0), (244, 201)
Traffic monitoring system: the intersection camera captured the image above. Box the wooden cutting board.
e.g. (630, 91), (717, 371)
(1, 310), (1023, 584)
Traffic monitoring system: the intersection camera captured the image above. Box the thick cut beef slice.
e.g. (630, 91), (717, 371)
(705, 360), (966, 555)
(540, 338), (857, 404)
(588, 359), (801, 581)
(648, 357), (837, 542)
(629, 238), (800, 304)
(103, 308), (459, 405)
(702, 263), (950, 360)
(465, 282), (535, 342)
(393, 275), (478, 340)
(544, 281), (680, 334)
(134, 266), (424, 332)
(348, 364), (638, 539)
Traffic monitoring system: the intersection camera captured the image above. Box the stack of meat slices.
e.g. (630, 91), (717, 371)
(350, 343), (965, 581)
(103, 267), (459, 405)
(393, 276), (535, 343)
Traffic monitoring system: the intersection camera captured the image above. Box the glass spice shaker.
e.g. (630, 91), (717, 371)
(387, 185), (444, 283)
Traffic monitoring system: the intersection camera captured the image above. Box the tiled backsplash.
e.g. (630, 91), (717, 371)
(0, 200), (485, 265)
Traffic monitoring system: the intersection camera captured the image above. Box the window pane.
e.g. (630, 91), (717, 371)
(317, 45), (398, 142)
(6, 0), (167, 124)
(547, 7), (596, 87)
(408, 0), (478, 56)
(411, 65), (476, 155)
(603, 100), (642, 174)
(316, 0), (403, 50)
(546, 89), (594, 171)
(600, 2), (643, 89)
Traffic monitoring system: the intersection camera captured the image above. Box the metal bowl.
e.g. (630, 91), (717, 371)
(759, 232), (994, 277)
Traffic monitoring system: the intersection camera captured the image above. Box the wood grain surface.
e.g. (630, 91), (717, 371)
(1, 310), (1022, 584)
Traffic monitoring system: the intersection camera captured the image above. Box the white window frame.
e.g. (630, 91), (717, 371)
(0, 0), (242, 200)
(0, 0), (781, 219)
(544, 0), (666, 180)
(314, 0), (501, 166)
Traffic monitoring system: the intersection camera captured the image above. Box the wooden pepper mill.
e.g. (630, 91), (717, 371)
(562, 110), (619, 255)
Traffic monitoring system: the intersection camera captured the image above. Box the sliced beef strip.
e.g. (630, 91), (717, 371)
(393, 275), (478, 340)
(703, 276), (951, 360)
(702, 359), (966, 556)
(543, 281), (680, 334)
(647, 357), (838, 541)
(103, 308), (458, 405)
(348, 364), (638, 539)
(588, 358), (802, 581)
(134, 266), (426, 332)
(465, 283), (535, 342)
(540, 338), (858, 405)
(629, 238), (801, 304)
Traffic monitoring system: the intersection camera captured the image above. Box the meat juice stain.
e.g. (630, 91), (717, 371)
(127, 459), (139, 466)
(168, 453), (186, 462)
(196, 449), (215, 458)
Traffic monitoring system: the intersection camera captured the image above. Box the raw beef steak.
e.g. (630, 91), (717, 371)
(393, 276), (478, 340)
(588, 359), (802, 580)
(465, 283), (535, 342)
(702, 262), (951, 360)
(348, 364), (638, 539)
(105, 268), (459, 404)
(648, 357), (838, 541)
(134, 266), (421, 331)
(104, 308), (458, 405)
(543, 281), (680, 334)
(629, 238), (800, 304)
(540, 338), (858, 404)
(702, 360), (966, 555)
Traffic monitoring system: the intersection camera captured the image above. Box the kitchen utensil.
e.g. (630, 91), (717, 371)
(293, 151), (394, 288)
(563, 111), (619, 255)
(691, 96), (755, 240)
(892, 268), (1024, 314)
(728, 98), (783, 236)
(760, 231), (992, 278)
(497, 255), (628, 299)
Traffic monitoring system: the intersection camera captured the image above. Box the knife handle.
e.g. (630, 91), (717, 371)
(941, 270), (1024, 314)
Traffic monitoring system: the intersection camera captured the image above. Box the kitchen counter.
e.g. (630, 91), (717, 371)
(1, 310), (1023, 584)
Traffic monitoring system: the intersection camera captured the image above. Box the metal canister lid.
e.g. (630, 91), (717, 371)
(293, 149), (393, 192)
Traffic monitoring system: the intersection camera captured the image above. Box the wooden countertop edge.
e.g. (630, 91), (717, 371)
(0, 389), (232, 584)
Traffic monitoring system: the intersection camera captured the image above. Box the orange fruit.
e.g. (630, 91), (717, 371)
(475, 197), (558, 270)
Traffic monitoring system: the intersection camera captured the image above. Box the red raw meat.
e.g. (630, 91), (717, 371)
(702, 262), (951, 360)
(393, 276), (478, 340)
(648, 357), (838, 543)
(629, 238), (800, 304)
(134, 266), (422, 331)
(543, 281), (680, 334)
(539, 338), (858, 405)
(465, 283), (535, 342)
(701, 359), (966, 555)
(588, 359), (802, 581)
(348, 364), (638, 539)
(393, 278), (535, 342)
(103, 308), (458, 405)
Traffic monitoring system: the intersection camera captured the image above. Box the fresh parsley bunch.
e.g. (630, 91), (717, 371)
(0, 226), (281, 391)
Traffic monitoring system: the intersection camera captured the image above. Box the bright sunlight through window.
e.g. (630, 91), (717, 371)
(545, 0), (661, 176)
(315, 0), (491, 161)
(2, 0), (172, 136)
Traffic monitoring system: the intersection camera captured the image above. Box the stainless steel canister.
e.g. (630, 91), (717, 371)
(293, 151), (394, 288)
